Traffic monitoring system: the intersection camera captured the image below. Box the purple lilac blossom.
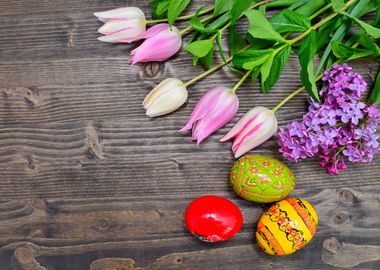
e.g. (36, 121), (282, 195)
(278, 64), (379, 175)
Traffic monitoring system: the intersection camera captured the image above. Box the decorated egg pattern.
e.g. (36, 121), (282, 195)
(230, 154), (296, 203)
(256, 198), (318, 256)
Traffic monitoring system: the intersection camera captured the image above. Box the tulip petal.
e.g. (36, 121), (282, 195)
(231, 110), (269, 150)
(146, 87), (188, 117)
(234, 117), (278, 158)
(119, 23), (168, 43)
(220, 107), (265, 142)
(94, 7), (145, 22)
(192, 93), (239, 144)
(143, 78), (178, 108)
(97, 19), (146, 43)
(143, 78), (188, 117)
(130, 26), (182, 64)
(179, 88), (223, 132)
(98, 19), (144, 35)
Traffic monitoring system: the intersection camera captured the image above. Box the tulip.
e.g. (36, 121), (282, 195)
(220, 106), (278, 158)
(143, 78), (188, 117)
(130, 23), (182, 64)
(94, 7), (145, 22)
(95, 7), (147, 43)
(180, 87), (239, 144)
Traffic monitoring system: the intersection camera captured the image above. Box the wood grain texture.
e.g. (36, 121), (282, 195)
(0, 0), (379, 269)
(0, 187), (379, 269)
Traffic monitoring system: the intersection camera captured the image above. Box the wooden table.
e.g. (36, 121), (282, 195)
(0, 1), (379, 269)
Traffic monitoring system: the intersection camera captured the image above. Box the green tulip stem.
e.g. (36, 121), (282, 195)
(231, 70), (252, 93)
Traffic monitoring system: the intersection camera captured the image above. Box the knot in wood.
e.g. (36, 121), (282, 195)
(14, 246), (39, 263)
(143, 62), (161, 77)
(333, 211), (350, 225)
(339, 189), (355, 204)
(97, 218), (110, 230)
(323, 237), (342, 254)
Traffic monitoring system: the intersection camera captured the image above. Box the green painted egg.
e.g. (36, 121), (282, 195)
(230, 154), (296, 203)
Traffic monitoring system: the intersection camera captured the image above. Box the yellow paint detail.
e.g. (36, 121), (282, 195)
(299, 198), (319, 226)
(256, 198), (318, 255)
(258, 212), (294, 254)
(256, 231), (276, 255)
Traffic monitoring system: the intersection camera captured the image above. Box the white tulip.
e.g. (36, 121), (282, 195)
(143, 78), (188, 117)
(94, 7), (145, 23)
(95, 7), (146, 43)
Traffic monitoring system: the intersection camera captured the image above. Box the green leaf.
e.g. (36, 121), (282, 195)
(231, 0), (256, 24)
(243, 54), (271, 70)
(293, 0), (326, 16)
(258, 4), (267, 15)
(316, 18), (339, 51)
(186, 39), (214, 58)
(245, 9), (288, 43)
(151, 0), (169, 19)
(267, 0), (300, 8)
(168, 0), (191, 25)
(214, 0), (234, 16)
(332, 41), (373, 60)
(229, 25), (247, 55)
(232, 49), (274, 69)
(270, 9), (310, 34)
(288, 0), (309, 10)
(260, 52), (275, 93)
(156, 1), (170, 16)
(200, 47), (214, 69)
(331, 0), (344, 12)
(369, 67), (380, 102)
(189, 14), (219, 34)
(252, 67), (260, 81)
(298, 29), (320, 102)
(358, 35), (380, 55)
(376, 0), (380, 25)
(261, 46), (291, 92)
(316, 0), (372, 73)
(206, 12), (231, 30)
(340, 11), (380, 38)
(315, 19), (350, 75)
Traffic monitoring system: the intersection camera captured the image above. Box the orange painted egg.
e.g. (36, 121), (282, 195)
(256, 198), (318, 256)
(230, 154), (296, 203)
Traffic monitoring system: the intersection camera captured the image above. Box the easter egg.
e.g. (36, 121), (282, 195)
(185, 195), (243, 242)
(230, 154), (296, 203)
(256, 198), (318, 256)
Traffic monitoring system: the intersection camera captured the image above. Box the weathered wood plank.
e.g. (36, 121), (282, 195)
(0, 58), (377, 124)
(0, 186), (379, 270)
(0, 0), (380, 269)
(0, 118), (379, 200)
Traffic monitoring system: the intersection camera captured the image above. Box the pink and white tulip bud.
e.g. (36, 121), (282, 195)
(130, 23), (182, 64)
(95, 7), (146, 43)
(180, 87), (239, 144)
(94, 7), (145, 22)
(220, 106), (277, 158)
(143, 78), (188, 117)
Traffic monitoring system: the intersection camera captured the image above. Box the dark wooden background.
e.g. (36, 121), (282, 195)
(0, 0), (379, 269)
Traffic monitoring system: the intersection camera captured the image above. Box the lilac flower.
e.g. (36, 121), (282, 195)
(278, 64), (379, 175)
(319, 108), (337, 126)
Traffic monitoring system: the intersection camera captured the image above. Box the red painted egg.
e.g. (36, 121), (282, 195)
(185, 195), (243, 242)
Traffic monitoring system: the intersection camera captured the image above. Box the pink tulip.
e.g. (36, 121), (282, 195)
(220, 106), (278, 158)
(180, 87), (239, 144)
(130, 23), (182, 64)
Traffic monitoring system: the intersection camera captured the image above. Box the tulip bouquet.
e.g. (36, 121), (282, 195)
(95, 0), (380, 174)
